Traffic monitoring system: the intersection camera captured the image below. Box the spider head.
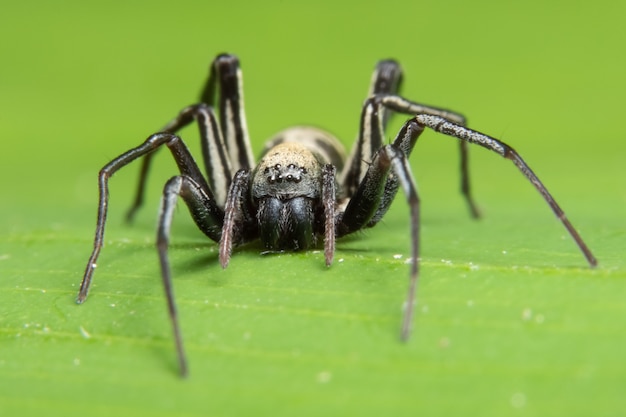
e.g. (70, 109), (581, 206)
(251, 143), (325, 251)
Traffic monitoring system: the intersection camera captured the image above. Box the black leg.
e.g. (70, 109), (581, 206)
(77, 132), (223, 304)
(367, 59), (404, 127)
(366, 114), (424, 226)
(337, 110), (597, 339)
(342, 59), (478, 219)
(163, 104), (235, 207)
(459, 140), (481, 218)
(376, 94), (481, 218)
(156, 175), (191, 378)
(218, 169), (256, 268)
(125, 105), (200, 222)
(340, 91), (479, 220)
(341, 97), (386, 198)
(413, 113), (597, 267)
(195, 105), (234, 206)
(200, 54), (254, 171)
(126, 53), (254, 220)
(321, 164), (336, 266)
(336, 141), (421, 339)
(379, 94), (467, 125)
(156, 172), (237, 377)
(341, 60), (403, 197)
(340, 97), (428, 227)
(384, 147), (421, 341)
(337, 119), (423, 236)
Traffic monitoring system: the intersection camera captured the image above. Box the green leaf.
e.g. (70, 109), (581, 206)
(1, 1), (625, 416)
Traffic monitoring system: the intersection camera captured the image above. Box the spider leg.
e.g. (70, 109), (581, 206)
(460, 140), (481, 218)
(125, 105), (199, 221)
(386, 149), (421, 340)
(342, 93), (457, 225)
(126, 53), (253, 220)
(379, 94), (484, 218)
(157, 167), (251, 377)
(340, 95), (387, 198)
(342, 98), (472, 226)
(341, 60), (403, 196)
(336, 122), (421, 339)
(77, 132), (224, 304)
(158, 105), (235, 206)
(342, 60), (478, 218)
(341, 91), (479, 219)
(366, 59), (404, 127)
(338, 117), (423, 234)
(200, 53), (254, 171)
(412, 113), (597, 267)
(126, 106), (232, 220)
(322, 164), (337, 266)
(157, 175), (210, 377)
(219, 169), (257, 268)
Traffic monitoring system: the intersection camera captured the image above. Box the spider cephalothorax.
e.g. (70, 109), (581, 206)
(77, 53), (597, 377)
(253, 142), (327, 251)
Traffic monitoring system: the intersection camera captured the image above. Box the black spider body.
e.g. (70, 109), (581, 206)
(77, 53), (596, 377)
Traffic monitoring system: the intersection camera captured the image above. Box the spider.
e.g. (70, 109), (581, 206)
(77, 53), (597, 377)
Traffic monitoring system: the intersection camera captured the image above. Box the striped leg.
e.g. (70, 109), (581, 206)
(341, 93), (473, 221)
(340, 61), (477, 217)
(365, 94), (595, 267)
(157, 174), (219, 378)
(164, 104), (234, 206)
(343, 93), (596, 267)
(218, 169), (256, 269)
(341, 59), (403, 197)
(410, 113), (597, 267)
(338, 112), (597, 341)
(336, 132), (421, 339)
(77, 132), (224, 304)
(200, 54), (254, 171)
(126, 54), (253, 220)
(337, 119), (423, 235)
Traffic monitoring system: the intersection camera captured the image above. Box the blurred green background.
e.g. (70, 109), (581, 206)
(1, 1), (624, 416)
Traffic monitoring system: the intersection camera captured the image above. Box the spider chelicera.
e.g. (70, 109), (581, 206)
(77, 53), (597, 377)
